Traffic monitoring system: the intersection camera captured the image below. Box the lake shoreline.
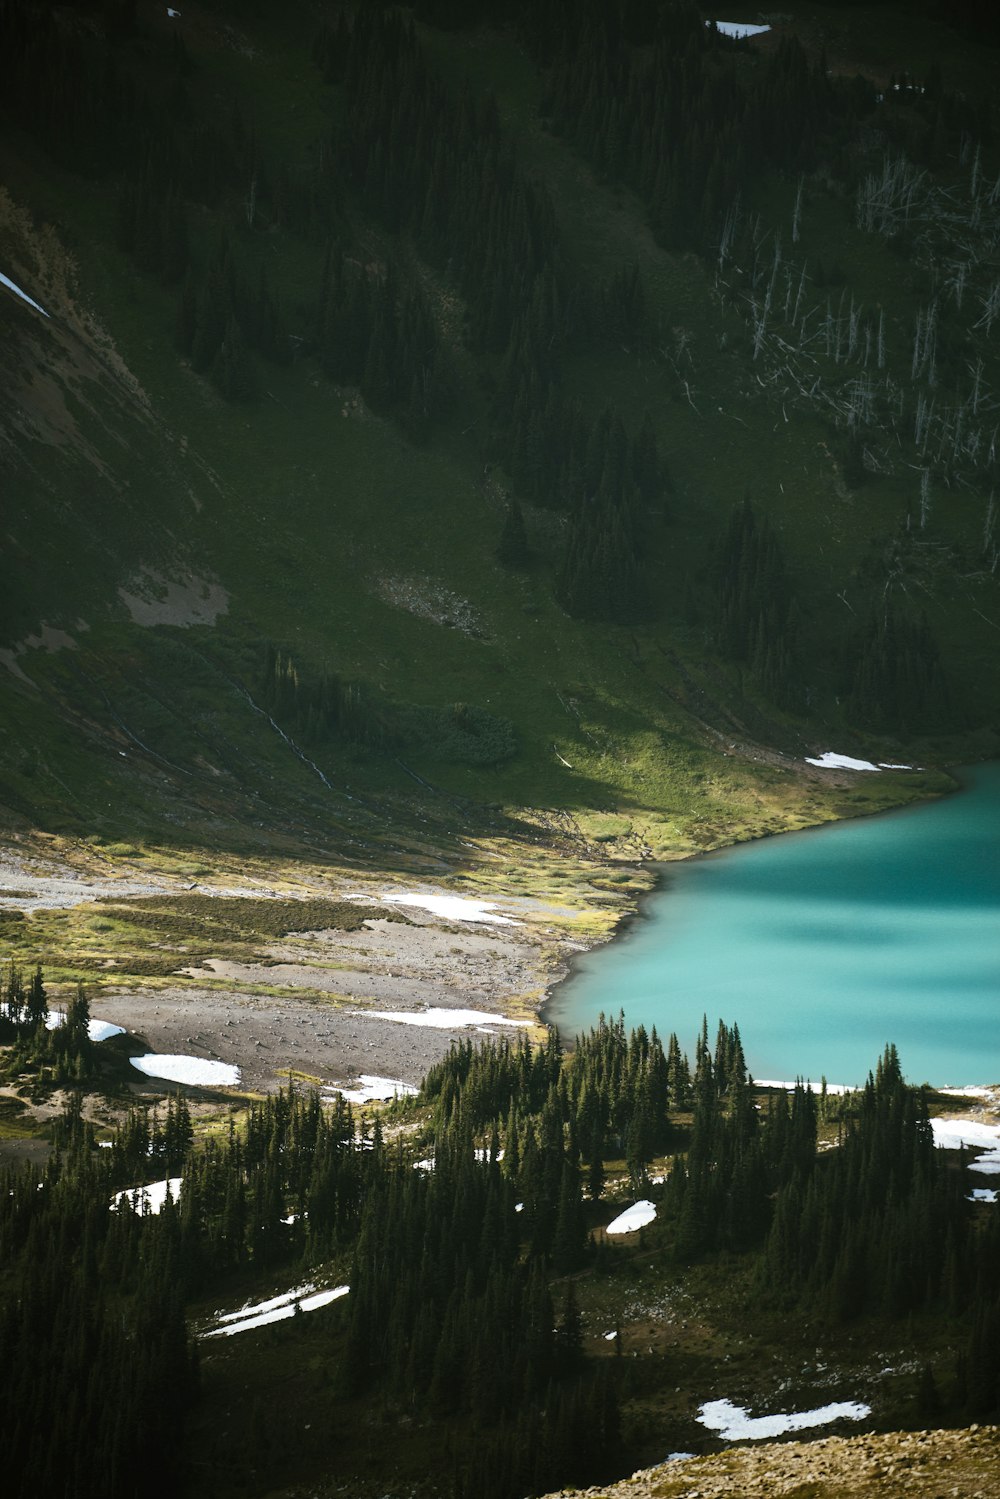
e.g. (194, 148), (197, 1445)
(0, 759), (987, 1136)
(542, 762), (999, 1089)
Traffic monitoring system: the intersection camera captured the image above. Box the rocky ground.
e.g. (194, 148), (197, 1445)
(0, 840), (609, 1106)
(542, 1425), (1000, 1499)
(96, 909), (556, 1095)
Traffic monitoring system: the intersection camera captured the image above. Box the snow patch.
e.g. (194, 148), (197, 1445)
(45, 1011), (125, 1042)
(88, 1019), (126, 1042)
(0, 269), (50, 318)
(805, 751), (881, 772)
(969, 1188), (999, 1204)
(112, 1177), (183, 1215)
(698, 1397), (870, 1441)
(606, 1199), (657, 1235)
(351, 1006), (531, 1030)
(604, 1330), (618, 1341)
(805, 752), (917, 773)
(709, 21), (771, 40)
(216, 1283), (317, 1324)
(328, 1074), (418, 1105)
(931, 1119), (1000, 1176)
(355, 890), (518, 925)
(931, 1118), (1000, 1150)
(130, 1053), (240, 1087)
(203, 1284), (349, 1337)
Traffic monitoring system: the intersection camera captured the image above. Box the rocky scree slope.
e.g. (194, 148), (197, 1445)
(541, 1425), (1000, 1499)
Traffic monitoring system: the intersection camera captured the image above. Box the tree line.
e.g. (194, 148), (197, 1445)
(258, 644), (519, 766)
(1, 960), (97, 1083)
(2, 954), (998, 1497)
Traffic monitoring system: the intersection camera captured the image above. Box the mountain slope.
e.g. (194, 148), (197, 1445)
(0, 0), (996, 864)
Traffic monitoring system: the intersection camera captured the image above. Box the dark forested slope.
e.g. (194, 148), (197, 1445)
(0, 0), (997, 858)
(3, 961), (997, 1497)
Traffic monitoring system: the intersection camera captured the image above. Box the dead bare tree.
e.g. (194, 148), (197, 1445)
(975, 280), (1000, 334)
(792, 262), (808, 327)
(920, 467), (932, 529)
(984, 491), (996, 554)
(792, 174), (804, 244)
(718, 193), (741, 271)
(847, 296), (860, 361)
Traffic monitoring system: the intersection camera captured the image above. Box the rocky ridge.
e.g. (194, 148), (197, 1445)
(542, 1426), (1000, 1499)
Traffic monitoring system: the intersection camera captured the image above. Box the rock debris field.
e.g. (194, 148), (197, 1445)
(0, 850), (590, 1097)
(109, 908), (550, 1094)
(541, 1424), (1000, 1499)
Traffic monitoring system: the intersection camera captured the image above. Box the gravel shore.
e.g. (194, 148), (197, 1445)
(97, 909), (558, 1095)
(1, 847), (604, 1098)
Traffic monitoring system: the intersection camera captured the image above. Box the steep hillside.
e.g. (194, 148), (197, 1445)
(2, 13), (999, 1499)
(1, 0), (997, 869)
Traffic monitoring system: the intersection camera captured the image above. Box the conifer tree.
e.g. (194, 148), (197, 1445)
(496, 498), (529, 566)
(24, 963), (46, 1031)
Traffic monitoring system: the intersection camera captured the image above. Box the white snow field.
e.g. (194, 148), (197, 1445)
(328, 1074), (418, 1105)
(111, 1177), (183, 1215)
(931, 1118), (1000, 1174)
(606, 1200), (657, 1235)
(969, 1188), (999, 1204)
(45, 1011), (125, 1043)
(130, 1053), (240, 1086)
(698, 1397), (870, 1441)
(350, 1006), (531, 1030)
(216, 1283), (318, 1324)
(805, 751), (880, 771)
(203, 1282), (349, 1337)
(354, 890), (517, 924)
(805, 751), (916, 772)
(0, 269), (50, 317)
(709, 21), (771, 40)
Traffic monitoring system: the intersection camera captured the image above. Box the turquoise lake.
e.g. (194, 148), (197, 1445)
(548, 763), (1000, 1088)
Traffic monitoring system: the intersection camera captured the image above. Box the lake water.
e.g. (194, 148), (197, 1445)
(548, 763), (1000, 1088)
